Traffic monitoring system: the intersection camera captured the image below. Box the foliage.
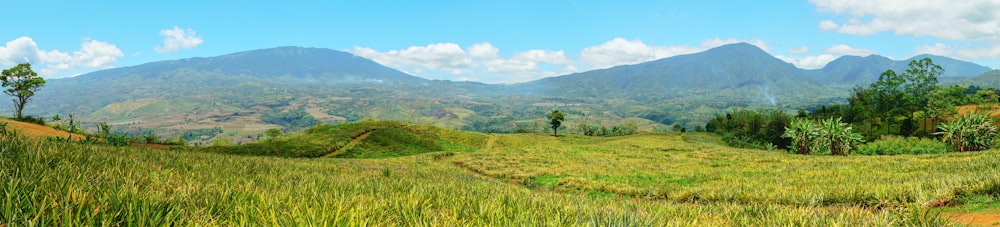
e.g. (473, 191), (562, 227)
(577, 120), (638, 137)
(211, 137), (236, 147)
(1, 127), (977, 225)
(706, 109), (791, 150)
(782, 117), (862, 155)
(782, 118), (818, 154)
(11, 115), (46, 125)
(855, 136), (949, 155)
(818, 118), (864, 155)
(546, 110), (564, 136)
(261, 108), (319, 131)
(0, 63), (45, 119)
(183, 127), (224, 141)
(142, 130), (159, 144)
(936, 113), (998, 152)
(264, 128), (282, 139)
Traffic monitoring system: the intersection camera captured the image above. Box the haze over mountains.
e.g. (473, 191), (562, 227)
(5, 43), (993, 140)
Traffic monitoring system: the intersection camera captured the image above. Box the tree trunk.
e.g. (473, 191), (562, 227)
(14, 98), (26, 119)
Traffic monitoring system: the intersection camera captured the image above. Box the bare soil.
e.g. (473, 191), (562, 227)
(946, 210), (1000, 227)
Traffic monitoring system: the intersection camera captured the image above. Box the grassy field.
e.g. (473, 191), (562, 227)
(2, 120), (997, 225)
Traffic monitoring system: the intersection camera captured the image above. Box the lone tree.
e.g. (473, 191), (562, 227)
(1, 63), (45, 119)
(547, 109), (564, 136)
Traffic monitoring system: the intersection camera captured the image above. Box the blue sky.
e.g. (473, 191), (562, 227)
(2, 1), (998, 83)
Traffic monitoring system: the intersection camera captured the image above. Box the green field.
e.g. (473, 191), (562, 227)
(2, 121), (998, 225)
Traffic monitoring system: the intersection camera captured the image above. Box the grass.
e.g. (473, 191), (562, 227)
(3, 120), (994, 225)
(453, 132), (1000, 208)
(201, 120), (487, 158)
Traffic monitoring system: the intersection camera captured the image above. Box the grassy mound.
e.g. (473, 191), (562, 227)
(1, 131), (964, 225)
(205, 120), (487, 158)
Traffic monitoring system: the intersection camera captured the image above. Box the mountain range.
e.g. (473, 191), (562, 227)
(5, 43), (993, 142)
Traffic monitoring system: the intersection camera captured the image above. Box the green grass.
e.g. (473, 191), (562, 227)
(454, 132), (1000, 208)
(4, 121), (995, 225)
(201, 120), (487, 158)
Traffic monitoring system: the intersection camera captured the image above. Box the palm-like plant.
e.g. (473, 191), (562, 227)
(782, 118), (818, 154)
(936, 113), (997, 152)
(820, 118), (864, 155)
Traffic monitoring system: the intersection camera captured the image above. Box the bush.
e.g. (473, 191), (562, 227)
(855, 136), (949, 155)
(936, 113), (998, 152)
(13, 115), (46, 125)
(782, 117), (863, 155)
(706, 109), (791, 149)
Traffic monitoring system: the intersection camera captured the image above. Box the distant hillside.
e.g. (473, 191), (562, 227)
(522, 43), (833, 106)
(808, 54), (990, 85)
(959, 70), (1000, 89)
(2, 44), (992, 143)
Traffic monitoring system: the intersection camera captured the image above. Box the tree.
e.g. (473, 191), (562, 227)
(211, 137), (236, 146)
(264, 128), (282, 139)
(546, 110), (564, 136)
(0, 63), (46, 119)
(847, 58), (942, 138)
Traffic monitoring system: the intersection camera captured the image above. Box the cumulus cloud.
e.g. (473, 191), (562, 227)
(823, 44), (876, 56)
(776, 54), (838, 69)
(579, 37), (770, 69)
(789, 46), (810, 54)
(777, 44), (877, 69)
(811, 0), (1000, 41)
(351, 42), (573, 83)
(155, 26), (204, 53)
(818, 20), (839, 31)
(913, 43), (1000, 60)
(352, 38), (776, 83)
(0, 36), (123, 78)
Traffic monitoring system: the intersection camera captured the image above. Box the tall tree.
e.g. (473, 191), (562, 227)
(847, 58), (942, 138)
(547, 109), (564, 136)
(1, 63), (46, 119)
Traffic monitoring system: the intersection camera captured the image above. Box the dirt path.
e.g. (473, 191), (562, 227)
(317, 130), (373, 158)
(484, 134), (497, 150)
(945, 210), (1000, 227)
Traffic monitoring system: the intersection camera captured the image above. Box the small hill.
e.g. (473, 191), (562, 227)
(959, 70), (1000, 89)
(0, 119), (89, 141)
(206, 120), (488, 158)
(810, 54), (991, 85)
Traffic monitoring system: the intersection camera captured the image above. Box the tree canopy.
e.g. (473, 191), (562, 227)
(547, 110), (564, 136)
(1, 63), (46, 119)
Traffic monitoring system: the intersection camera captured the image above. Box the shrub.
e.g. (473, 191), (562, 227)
(782, 117), (863, 155)
(855, 136), (948, 155)
(707, 109), (791, 149)
(13, 115), (46, 125)
(782, 118), (818, 154)
(936, 113), (998, 152)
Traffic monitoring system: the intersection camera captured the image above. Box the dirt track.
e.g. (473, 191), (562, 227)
(946, 210), (1000, 227)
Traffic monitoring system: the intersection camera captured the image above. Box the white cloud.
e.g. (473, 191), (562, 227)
(579, 37), (770, 69)
(776, 44), (876, 69)
(789, 46), (810, 54)
(811, 0), (1000, 41)
(818, 20), (839, 31)
(913, 43), (1000, 60)
(823, 44), (876, 56)
(0, 36), (123, 78)
(155, 26), (204, 53)
(776, 54), (838, 69)
(352, 38), (774, 83)
(350, 42), (573, 83)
